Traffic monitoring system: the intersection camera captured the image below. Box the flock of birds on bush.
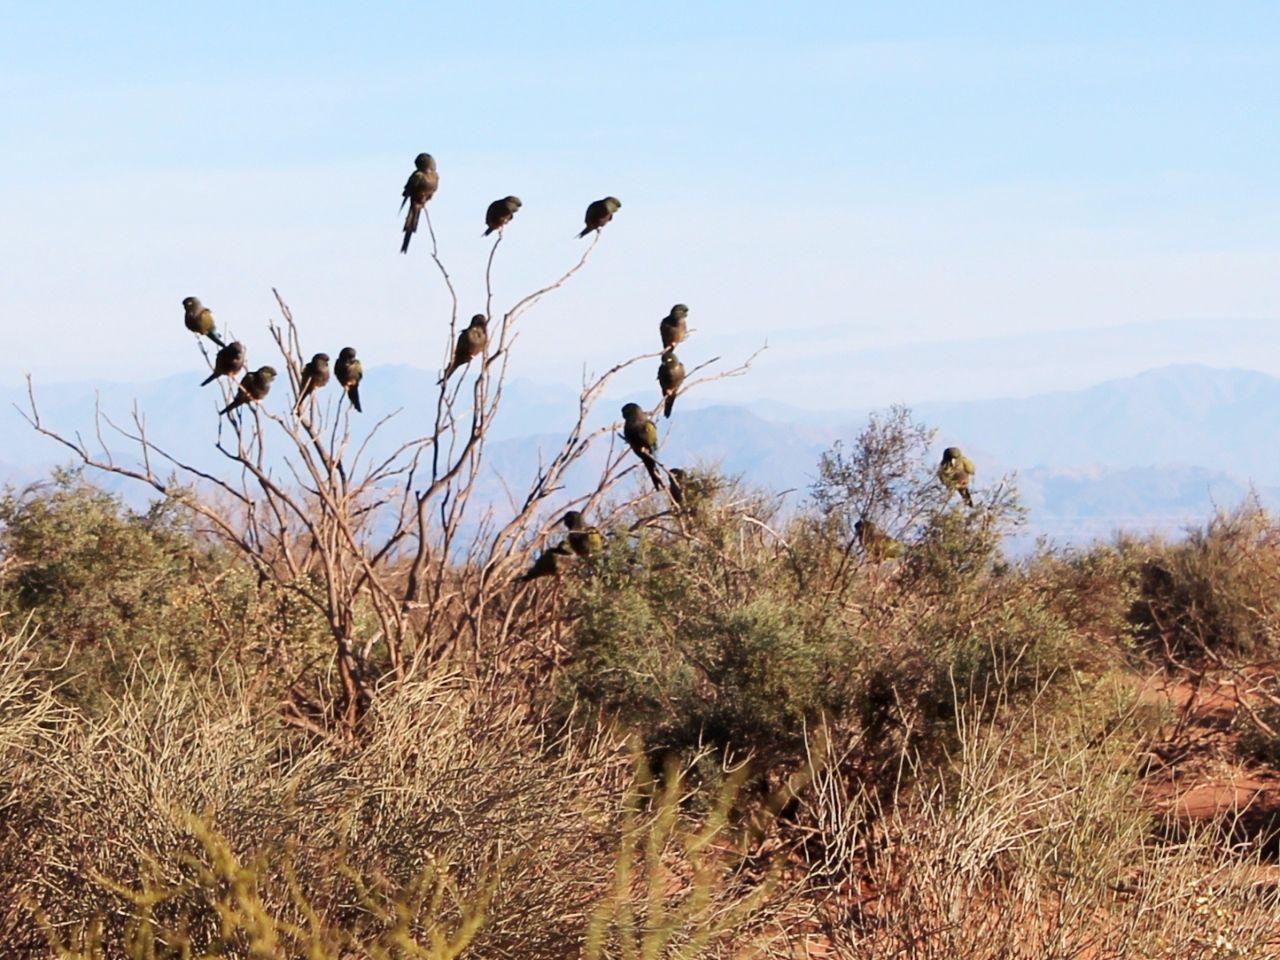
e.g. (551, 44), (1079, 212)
(178, 152), (978, 583)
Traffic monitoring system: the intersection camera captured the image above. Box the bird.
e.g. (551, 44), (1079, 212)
(201, 341), (245, 386)
(518, 541), (575, 582)
(400, 153), (439, 253)
(659, 304), (689, 350)
(578, 197), (621, 238)
(668, 468), (687, 508)
(440, 315), (488, 383)
(621, 402), (663, 490)
(657, 351), (686, 418)
(220, 366), (277, 416)
(295, 353), (331, 411)
(855, 519), (904, 562)
(335, 347), (363, 413)
(667, 468), (714, 513)
(484, 196), (522, 236)
(182, 297), (226, 347)
(938, 447), (976, 507)
(562, 510), (604, 558)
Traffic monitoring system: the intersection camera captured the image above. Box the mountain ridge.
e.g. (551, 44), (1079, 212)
(4, 363), (1276, 545)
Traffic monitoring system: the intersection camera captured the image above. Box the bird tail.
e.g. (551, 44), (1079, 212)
(663, 394), (676, 418)
(401, 205), (420, 253)
(348, 384), (362, 413)
(577, 225), (591, 239)
(219, 399), (237, 416)
(640, 452), (664, 491)
(293, 388), (309, 414)
(483, 225), (495, 237)
(960, 487), (974, 508)
(201, 371), (218, 387)
(438, 363), (456, 386)
(207, 331), (226, 348)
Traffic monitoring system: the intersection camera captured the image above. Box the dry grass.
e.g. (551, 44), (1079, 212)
(802, 684), (1280, 959)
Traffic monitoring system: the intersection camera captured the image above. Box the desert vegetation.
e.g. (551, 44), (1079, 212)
(4, 202), (1280, 958)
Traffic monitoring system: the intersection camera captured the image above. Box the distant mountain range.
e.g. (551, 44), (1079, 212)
(3, 363), (1276, 548)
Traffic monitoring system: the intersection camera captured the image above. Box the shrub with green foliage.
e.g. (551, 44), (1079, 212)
(1130, 500), (1280, 659)
(0, 470), (332, 714)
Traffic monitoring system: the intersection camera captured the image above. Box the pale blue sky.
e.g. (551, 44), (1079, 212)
(2, 2), (1278, 407)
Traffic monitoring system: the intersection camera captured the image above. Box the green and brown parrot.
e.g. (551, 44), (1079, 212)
(201, 340), (245, 386)
(667, 467), (715, 513)
(295, 352), (331, 411)
(657, 350), (686, 418)
(668, 467), (687, 508)
(562, 510), (604, 558)
(938, 446), (976, 507)
(518, 540), (574, 582)
(440, 315), (488, 383)
(182, 296), (225, 347)
(659, 304), (689, 350)
(220, 366), (277, 416)
(335, 347), (363, 413)
(855, 518), (904, 562)
(400, 152), (439, 254)
(484, 196), (522, 235)
(621, 402), (662, 490)
(579, 196), (621, 238)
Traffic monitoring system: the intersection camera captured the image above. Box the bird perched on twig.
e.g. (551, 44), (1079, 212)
(182, 297), (225, 347)
(855, 518), (904, 562)
(440, 315), (488, 383)
(562, 510), (604, 558)
(400, 153), (439, 253)
(518, 541), (574, 582)
(938, 447), (976, 507)
(668, 468), (688, 508)
(621, 402), (662, 490)
(295, 353), (331, 411)
(335, 347), (363, 413)
(220, 366), (277, 416)
(484, 196), (522, 236)
(668, 468), (716, 513)
(201, 341), (245, 386)
(578, 197), (620, 238)
(657, 351), (686, 419)
(660, 304), (689, 350)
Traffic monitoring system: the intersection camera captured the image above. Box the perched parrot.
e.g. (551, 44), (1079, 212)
(335, 347), (363, 413)
(659, 304), (689, 350)
(562, 510), (604, 558)
(667, 467), (714, 513)
(182, 297), (225, 347)
(579, 196), (621, 238)
(201, 341), (245, 386)
(484, 196), (522, 236)
(938, 447), (976, 507)
(295, 353), (331, 411)
(400, 153), (439, 253)
(855, 518), (904, 563)
(518, 541), (575, 582)
(668, 468), (687, 508)
(657, 350), (686, 419)
(220, 366), (277, 416)
(621, 402), (662, 490)
(441, 315), (488, 382)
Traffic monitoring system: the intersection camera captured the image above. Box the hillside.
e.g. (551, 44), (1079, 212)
(6, 363), (1275, 544)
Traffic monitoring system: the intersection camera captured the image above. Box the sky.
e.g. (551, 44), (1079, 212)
(2, 2), (1278, 409)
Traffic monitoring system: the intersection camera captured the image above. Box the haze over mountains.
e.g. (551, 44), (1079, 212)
(3, 362), (1275, 549)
